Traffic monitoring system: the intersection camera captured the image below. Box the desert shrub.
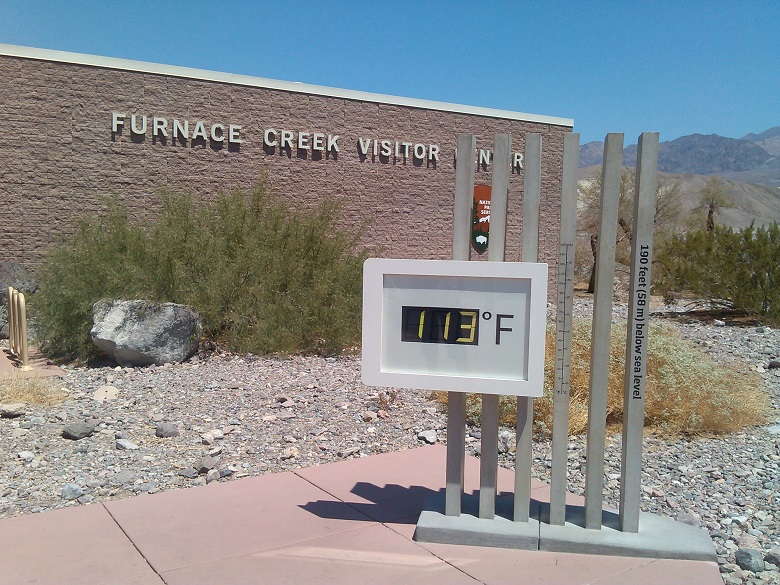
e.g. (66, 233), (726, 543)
(0, 373), (65, 405)
(31, 184), (373, 361)
(32, 203), (153, 361)
(434, 319), (768, 437)
(640, 322), (767, 434)
(655, 223), (780, 322)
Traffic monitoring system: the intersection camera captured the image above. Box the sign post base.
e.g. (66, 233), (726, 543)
(415, 492), (539, 550)
(415, 492), (717, 562)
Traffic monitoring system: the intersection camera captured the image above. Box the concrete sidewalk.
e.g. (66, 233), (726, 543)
(0, 342), (63, 377)
(0, 445), (722, 584)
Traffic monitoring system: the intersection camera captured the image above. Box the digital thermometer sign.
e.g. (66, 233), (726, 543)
(401, 306), (480, 345)
(361, 259), (548, 396)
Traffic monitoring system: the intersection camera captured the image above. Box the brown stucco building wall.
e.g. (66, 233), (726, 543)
(0, 45), (573, 298)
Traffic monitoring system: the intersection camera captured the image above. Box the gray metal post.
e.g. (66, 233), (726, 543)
(619, 132), (658, 532)
(453, 133), (475, 262)
(584, 133), (623, 530)
(521, 133), (542, 261)
(514, 132), (541, 522)
(549, 132), (580, 525)
(487, 134), (511, 264)
(479, 393), (500, 519)
(446, 134), (476, 516)
(479, 133), (511, 519)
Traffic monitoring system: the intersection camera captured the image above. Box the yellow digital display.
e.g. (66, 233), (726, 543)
(401, 306), (479, 345)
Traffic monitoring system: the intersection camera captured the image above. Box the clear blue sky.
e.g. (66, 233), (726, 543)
(2, 1), (777, 145)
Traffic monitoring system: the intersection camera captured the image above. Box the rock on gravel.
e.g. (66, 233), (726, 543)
(155, 422), (179, 438)
(1, 403), (27, 418)
(61, 423), (94, 440)
(735, 548), (765, 573)
(197, 456), (216, 474)
(91, 299), (202, 366)
(0, 352), (443, 516)
(178, 467), (198, 479)
(61, 483), (83, 501)
(115, 439), (138, 450)
(765, 546), (780, 566)
(417, 430), (437, 444)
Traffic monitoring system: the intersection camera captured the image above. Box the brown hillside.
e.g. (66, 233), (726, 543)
(578, 167), (780, 230)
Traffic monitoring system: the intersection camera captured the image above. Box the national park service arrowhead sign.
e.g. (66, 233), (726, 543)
(471, 185), (491, 254)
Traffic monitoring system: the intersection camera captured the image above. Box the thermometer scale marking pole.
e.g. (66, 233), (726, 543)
(549, 133), (579, 525)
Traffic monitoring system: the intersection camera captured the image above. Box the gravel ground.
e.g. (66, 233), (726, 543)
(1, 303), (779, 584)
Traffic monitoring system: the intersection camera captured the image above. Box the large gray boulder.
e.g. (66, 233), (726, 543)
(91, 299), (202, 366)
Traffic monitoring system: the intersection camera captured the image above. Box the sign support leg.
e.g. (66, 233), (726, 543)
(446, 392), (466, 516)
(446, 133), (476, 516)
(514, 397), (532, 521)
(619, 132), (658, 532)
(479, 393), (499, 518)
(549, 133), (580, 524)
(584, 133), (623, 529)
(477, 133), (512, 520)
(514, 132), (541, 522)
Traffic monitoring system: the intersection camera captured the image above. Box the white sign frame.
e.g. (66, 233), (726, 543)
(361, 258), (548, 396)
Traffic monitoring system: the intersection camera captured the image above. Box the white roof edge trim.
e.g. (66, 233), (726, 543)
(0, 43), (574, 128)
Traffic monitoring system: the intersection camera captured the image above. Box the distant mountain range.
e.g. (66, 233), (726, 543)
(580, 126), (780, 188)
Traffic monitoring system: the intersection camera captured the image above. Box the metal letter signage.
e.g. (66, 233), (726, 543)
(361, 258), (547, 396)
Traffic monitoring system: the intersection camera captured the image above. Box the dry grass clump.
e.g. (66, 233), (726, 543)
(0, 373), (66, 406)
(434, 319), (768, 437)
(641, 323), (768, 434)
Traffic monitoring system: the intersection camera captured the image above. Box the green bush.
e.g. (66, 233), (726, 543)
(32, 184), (374, 362)
(32, 203), (153, 361)
(655, 222), (780, 321)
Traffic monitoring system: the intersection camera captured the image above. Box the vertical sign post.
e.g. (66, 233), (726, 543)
(619, 132), (658, 532)
(446, 133), (476, 516)
(410, 130), (712, 563)
(8, 286), (17, 356)
(514, 133), (541, 522)
(479, 133), (511, 520)
(549, 133), (580, 524)
(584, 133), (623, 529)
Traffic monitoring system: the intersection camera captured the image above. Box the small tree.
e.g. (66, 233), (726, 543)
(577, 169), (682, 292)
(695, 176), (733, 231)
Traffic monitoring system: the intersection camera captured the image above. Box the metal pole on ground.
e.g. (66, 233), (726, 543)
(584, 133), (623, 529)
(8, 286), (17, 356)
(619, 132), (658, 532)
(514, 132), (541, 522)
(446, 133), (476, 516)
(479, 133), (511, 519)
(17, 292), (30, 370)
(549, 132), (580, 525)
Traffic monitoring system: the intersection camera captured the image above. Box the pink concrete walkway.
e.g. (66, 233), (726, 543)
(1, 343), (63, 377)
(0, 445), (721, 585)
